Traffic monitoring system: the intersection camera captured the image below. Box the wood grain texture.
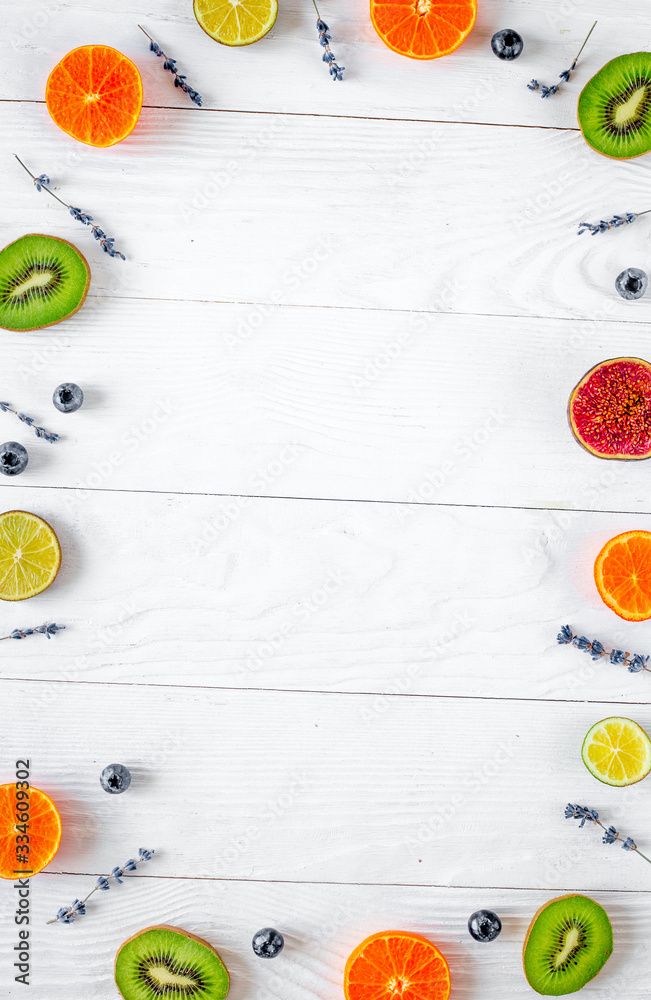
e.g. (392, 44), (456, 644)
(3, 485), (651, 705)
(0, 878), (645, 997)
(4, 0), (651, 129)
(4, 101), (651, 321)
(3, 300), (651, 511)
(3, 678), (651, 894)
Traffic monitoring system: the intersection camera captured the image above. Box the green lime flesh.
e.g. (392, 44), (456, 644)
(523, 895), (613, 996)
(578, 52), (651, 159)
(0, 234), (90, 331)
(115, 926), (230, 1000)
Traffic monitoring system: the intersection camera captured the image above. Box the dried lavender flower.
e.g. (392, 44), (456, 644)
(47, 848), (155, 924)
(578, 212), (651, 236)
(138, 25), (202, 106)
(557, 625), (651, 675)
(0, 401), (59, 443)
(0, 623), (65, 641)
(566, 803), (651, 863)
(14, 156), (126, 260)
(313, 1), (344, 81)
(528, 21), (597, 97)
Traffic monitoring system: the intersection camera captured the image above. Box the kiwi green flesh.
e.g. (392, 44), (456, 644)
(115, 927), (230, 1000)
(0, 235), (89, 331)
(578, 52), (651, 159)
(523, 895), (613, 996)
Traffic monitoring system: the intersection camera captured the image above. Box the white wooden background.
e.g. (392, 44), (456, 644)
(3, 0), (651, 996)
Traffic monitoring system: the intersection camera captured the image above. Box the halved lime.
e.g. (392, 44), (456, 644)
(194, 0), (278, 46)
(582, 716), (651, 786)
(0, 510), (61, 601)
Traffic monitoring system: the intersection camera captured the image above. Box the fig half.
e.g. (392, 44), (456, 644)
(568, 357), (651, 460)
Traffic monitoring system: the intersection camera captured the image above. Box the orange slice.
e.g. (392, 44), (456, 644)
(0, 784), (62, 879)
(46, 45), (143, 147)
(594, 530), (651, 621)
(344, 930), (451, 1000)
(370, 0), (477, 60)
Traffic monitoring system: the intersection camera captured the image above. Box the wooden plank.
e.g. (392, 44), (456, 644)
(2, 486), (651, 704)
(2, 301), (651, 511)
(4, 103), (651, 320)
(3, 678), (651, 893)
(4, 0), (651, 129)
(1, 877), (645, 997)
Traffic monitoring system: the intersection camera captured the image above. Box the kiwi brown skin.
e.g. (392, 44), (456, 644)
(522, 895), (613, 995)
(114, 925), (231, 995)
(567, 357), (651, 461)
(0, 234), (90, 332)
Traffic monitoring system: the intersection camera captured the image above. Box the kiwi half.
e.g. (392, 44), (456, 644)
(523, 895), (613, 995)
(578, 52), (651, 159)
(0, 234), (90, 331)
(115, 925), (230, 1000)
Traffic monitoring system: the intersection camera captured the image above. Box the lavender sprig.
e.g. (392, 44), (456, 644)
(138, 25), (202, 106)
(528, 21), (597, 97)
(0, 623), (65, 641)
(558, 625), (650, 675)
(313, 1), (344, 81)
(14, 156), (125, 260)
(578, 210), (651, 235)
(47, 848), (155, 924)
(0, 401), (59, 443)
(565, 804), (651, 863)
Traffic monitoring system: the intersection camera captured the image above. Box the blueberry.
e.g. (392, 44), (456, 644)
(252, 927), (284, 959)
(53, 383), (84, 413)
(491, 28), (524, 60)
(0, 442), (28, 477)
(100, 763), (131, 794)
(615, 267), (648, 300)
(468, 909), (502, 942)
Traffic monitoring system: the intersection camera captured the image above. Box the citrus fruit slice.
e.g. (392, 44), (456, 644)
(594, 529), (651, 621)
(0, 511), (61, 602)
(0, 783), (62, 879)
(582, 717), (651, 786)
(344, 930), (451, 1000)
(46, 45), (143, 147)
(370, 0), (477, 60)
(194, 0), (278, 46)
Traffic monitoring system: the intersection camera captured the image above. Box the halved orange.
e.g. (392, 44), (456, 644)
(370, 0), (477, 60)
(0, 783), (62, 879)
(594, 530), (651, 621)
(46, 45), (143, 147)
(344, 930), (451, 1000)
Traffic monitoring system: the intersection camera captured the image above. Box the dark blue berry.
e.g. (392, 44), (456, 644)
(0, 441), (28, 476)
(491, 29), (524, 60)
(53, 383), (84, 413)
(252, 927), (284, 958)
(468, 910), (502, 942)
(100, 763), (131, 794)
(615, 267), (648, 300)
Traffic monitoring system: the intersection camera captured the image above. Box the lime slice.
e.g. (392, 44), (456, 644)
(582, 716), (651, 786)
(0, 511), (61, 601)
(194, 0), (278, 46)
